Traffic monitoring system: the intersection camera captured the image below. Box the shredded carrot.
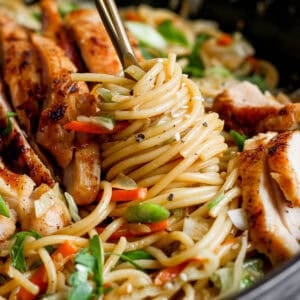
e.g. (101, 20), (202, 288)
(17, 241), (77, 300)
(154, 262), (189, 285)
(124, 11), (143, 22)
(64, 120), (129, 134)
(217, 33), (233, 46)
(98, 187), (147, 202)
(154, 258), (204, 285)
(96, 219), (168, 240)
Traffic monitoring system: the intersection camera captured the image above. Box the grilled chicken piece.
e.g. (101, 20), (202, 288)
(40, 0), (84, 70)
(240, 144), (300, 264)
(244, 132), (277, 151)
(28, 183), (71, 235)
(0, 80), (55, 187)
(213, 82), (300, 135)
(31, 34), (80, 168)
(65, 9), (122, 74)
(0, 10), (43, 133)
(267, 131), (300, 206)
(257, 104), (300, 133)
(31, 34), (100, 204)
(213, 82), (282, 135)
(0, 209), (16, 242)
(64, 139), (101, 205)
(0, 162), (70, 236)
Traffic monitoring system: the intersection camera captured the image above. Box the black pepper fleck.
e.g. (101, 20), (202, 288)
(167, 193), (174, 201)
(135, 133), (145, 142)
(202, 122), (208, 127)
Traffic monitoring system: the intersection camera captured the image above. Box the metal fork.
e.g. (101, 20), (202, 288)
(94, 0), (139, 69)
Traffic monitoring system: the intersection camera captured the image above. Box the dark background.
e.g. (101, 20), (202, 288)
(117, 0), (300, 92)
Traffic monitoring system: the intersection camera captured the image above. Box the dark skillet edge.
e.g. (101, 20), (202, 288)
(226, 253), (300, 300)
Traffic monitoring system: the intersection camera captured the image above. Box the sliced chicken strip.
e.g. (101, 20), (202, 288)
(213, 81), (282, 135)
(65, 9), (142, 74)
(40, 0), (84, 70)
(0, 10), (43, 133)
(272, 185), (300, 241)
(213, 82), (300, 135)
(267, 131), (300, 206)
(0, 209), (16, 242)
(0, 80), (55, 187)
(64, 139), (101, 205)
(0, 162), (70, 236)
(28, 183), (71, 235)
(244, 132), (277, 151)
(65, 9), (122, 74)
(257, 104), (300, 133)
(31, 34), (100, 203)
(31, 34), (80, 168)
(240, 144), (299, 264)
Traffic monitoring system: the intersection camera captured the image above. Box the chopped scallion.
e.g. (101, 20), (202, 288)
(229, 130), (247, 151)
(0, 194), (10, 218)
(207, 192), (225, 210)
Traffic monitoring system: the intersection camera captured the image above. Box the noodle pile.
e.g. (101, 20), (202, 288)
(0, 54), (246, 300)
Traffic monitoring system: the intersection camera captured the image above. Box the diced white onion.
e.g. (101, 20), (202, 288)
(183, 216), (210, 241)
(34, 192), (55, 218)
(111, 175), (137, 190)
(64, 192), (81, 222)
(227, 208), (248, 231)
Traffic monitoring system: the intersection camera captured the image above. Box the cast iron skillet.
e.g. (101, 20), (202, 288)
(23, 0), (300, 298)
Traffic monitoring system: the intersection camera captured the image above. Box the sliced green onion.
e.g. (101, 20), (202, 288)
(205, 66), (232, 78)
(58, 1), (79, 18)
(207, 192), (225, 210)
(157, 19), (189, 47)
(77, 115), (115, 130)
(112, 253), (144, 271)
(125, 203), (170, 223)
(0, 194), (10, 218)
(0, 112), (16, 137)
(229, 130), (247, 152)
(126, 21), (167, 50)
(124, 65), (146, 81)
(183, 33), (211, 78)
(64, 192), (81, 222)
(98, 88), (113, 102)
(121, 250), (154, 261)
(90, 235), (104, 295)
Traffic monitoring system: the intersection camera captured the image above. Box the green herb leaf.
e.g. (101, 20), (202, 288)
(229, 130), (247, 152)
(138, 41), (167, 59)
(0, 112), (16, 137)
(183, 33), (211, 78)
(125, 203), (170, 223)
(205, 66), (232, 78)
(0, 194), (10, 218)
(207, 192), (225, 210)
(74, 248), (95, 271)
(90, 235), (104, 295)
(10, 230), (42, 272)
(58, 1), (79, 18)
(32, 11), (41, 22)
(126, 21), (166, 50)
(121, 250), (154, 261)
(157, 20), (189, 47)
(68, 282), (93, 300)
